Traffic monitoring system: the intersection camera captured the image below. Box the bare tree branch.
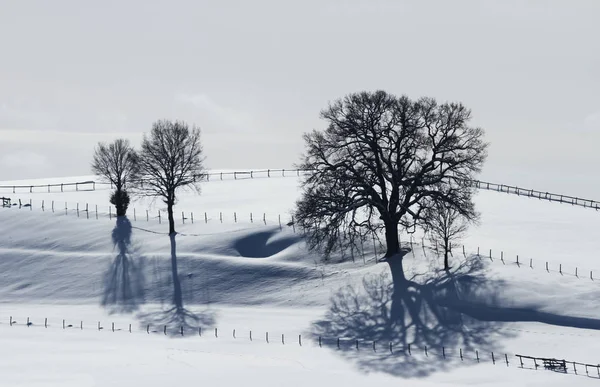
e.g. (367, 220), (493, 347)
(135, 120), (205, 235)
(91, 138), (139, 216)
(295, 90), (488, 261)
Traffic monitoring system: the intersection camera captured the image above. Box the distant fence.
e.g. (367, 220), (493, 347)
(1, 169), (598, 211)
(472, 180), (600, 210)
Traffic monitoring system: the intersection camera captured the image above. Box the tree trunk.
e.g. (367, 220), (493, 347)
(387, 254), (407, 324)
(384, 220), (400, 257)
(116, 201), (126, 217)
(167, 202), (176, 235)
(444, 238), (450, 270)
(169, 234), (183, 310)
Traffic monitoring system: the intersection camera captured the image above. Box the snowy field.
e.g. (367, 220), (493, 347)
(1, 172), (600, 386)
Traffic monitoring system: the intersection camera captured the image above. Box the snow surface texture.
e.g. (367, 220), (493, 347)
(1, 172), (600, 386)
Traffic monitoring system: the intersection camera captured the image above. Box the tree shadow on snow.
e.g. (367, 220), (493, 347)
(314, 249), (600, 378)
(137, 233), (216, 336)
(102, 216), (146, 314)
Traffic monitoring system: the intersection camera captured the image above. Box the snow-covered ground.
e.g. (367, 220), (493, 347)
(1, 172), (600, 386)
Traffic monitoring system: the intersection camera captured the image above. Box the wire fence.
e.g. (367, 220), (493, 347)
(2, 197), (599, 283)
(1, 168), (599, 211)
(1, 314), (598, 380)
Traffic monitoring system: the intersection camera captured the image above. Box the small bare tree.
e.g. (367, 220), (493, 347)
(136, 119), (205, 235)
(136, 119), (204, 312)
(423, 198), (474, 271)
(91, 139), (138, 217)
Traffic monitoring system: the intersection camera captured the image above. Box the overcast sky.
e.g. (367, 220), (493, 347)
(1, 0), (599, 196)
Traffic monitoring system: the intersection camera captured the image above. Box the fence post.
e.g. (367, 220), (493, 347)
(42, 200), (44, 211)
(505, 354), (509, 366)
(492, 352), (495, 364)
(278, 214), (282, 230)
(516, 255), (519, 266)
(576, 267), (578, 277)
(263, 213), (266, 224)
(291, 216), (295, 232)
(109, 206), (112, 220)
(299, 335), (302, 346)
(234, 212), (237, 222)
(134, 208), (136, 221)
(546, 262), (549, 272)
(530, 258), (533, 268)
(77, 203), (80, 217)
(52, 200), (54, 212)
(182, 211), (185, 224)
(158, 211), (161, 224)
(96, 205), (98, 219)
(146, 210), (149, 221)
(250, 213), (253, 223)
(476, 350), (480, 363)
(219, 212), (222, 223)
(501, 251), (504, 264)
(86, 203), (89, 219)
(266, 332), (269, 343)
(489, 249), (492, 261)
(372, 232), (377, 261)
(191, 212), (194, 223)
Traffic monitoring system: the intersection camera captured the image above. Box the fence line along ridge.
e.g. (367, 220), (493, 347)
(1, 168), (598, 211)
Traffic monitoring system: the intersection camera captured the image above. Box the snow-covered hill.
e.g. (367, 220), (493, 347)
(1, 173), (600, 386)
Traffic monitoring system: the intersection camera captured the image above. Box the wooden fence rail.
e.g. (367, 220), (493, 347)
(1, 169), (599, 211)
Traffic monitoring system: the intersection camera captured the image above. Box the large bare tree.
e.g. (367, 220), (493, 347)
(295, 91), (487, 271)
(136, 119), (205, 235)
(91, 139), (138, 217)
